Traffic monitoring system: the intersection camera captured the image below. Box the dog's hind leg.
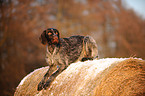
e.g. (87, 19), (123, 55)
(81, 36), (98, 61)
(89, 37), (98, 60)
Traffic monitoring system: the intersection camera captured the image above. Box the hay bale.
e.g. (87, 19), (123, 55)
(14, 58), (145, 96)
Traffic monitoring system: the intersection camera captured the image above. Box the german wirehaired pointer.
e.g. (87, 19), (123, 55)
(38, 28), (98, 91)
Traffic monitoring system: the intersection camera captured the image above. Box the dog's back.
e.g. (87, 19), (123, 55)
(61, 35), (85, 64)
(60, 35), (98, 64)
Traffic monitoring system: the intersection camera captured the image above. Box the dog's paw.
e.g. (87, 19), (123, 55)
(43, 79), (51, 90)
(37, 81), (44, 91)
(81, 57), (93, 62)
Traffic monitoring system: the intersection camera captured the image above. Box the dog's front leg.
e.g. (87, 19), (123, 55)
(37, 65), (54, 91)
(43, 64), (66, 90)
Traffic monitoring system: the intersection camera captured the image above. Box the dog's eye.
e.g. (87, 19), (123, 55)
(48, 32), (52, 35)
(55, 32), (58, 35)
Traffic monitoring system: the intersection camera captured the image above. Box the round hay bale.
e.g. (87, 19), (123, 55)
(14, 58), (145, 96)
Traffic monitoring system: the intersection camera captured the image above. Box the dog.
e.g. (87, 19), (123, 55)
(37, 28), (98, 91)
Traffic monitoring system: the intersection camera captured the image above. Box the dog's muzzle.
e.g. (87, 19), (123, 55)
(52, 36), (59, 44)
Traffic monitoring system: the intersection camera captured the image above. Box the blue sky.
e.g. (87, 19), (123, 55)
(125, 0), (145, 19)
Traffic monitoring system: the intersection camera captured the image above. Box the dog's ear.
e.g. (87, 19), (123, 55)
(39, 30), (47, 45)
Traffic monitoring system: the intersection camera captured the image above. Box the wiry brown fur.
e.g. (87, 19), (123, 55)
(37, 28), (98, 91)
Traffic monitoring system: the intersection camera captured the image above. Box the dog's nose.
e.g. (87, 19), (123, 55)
(53, 35), (58, 40)
(52, 35), (59, 44)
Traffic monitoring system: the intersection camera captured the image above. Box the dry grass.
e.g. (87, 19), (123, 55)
(94, 58), (145, 96)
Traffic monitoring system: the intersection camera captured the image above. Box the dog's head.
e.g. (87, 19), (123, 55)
(39, 28), (60, 45)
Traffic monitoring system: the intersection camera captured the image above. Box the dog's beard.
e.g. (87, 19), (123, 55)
(51, 39), (59, 44)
